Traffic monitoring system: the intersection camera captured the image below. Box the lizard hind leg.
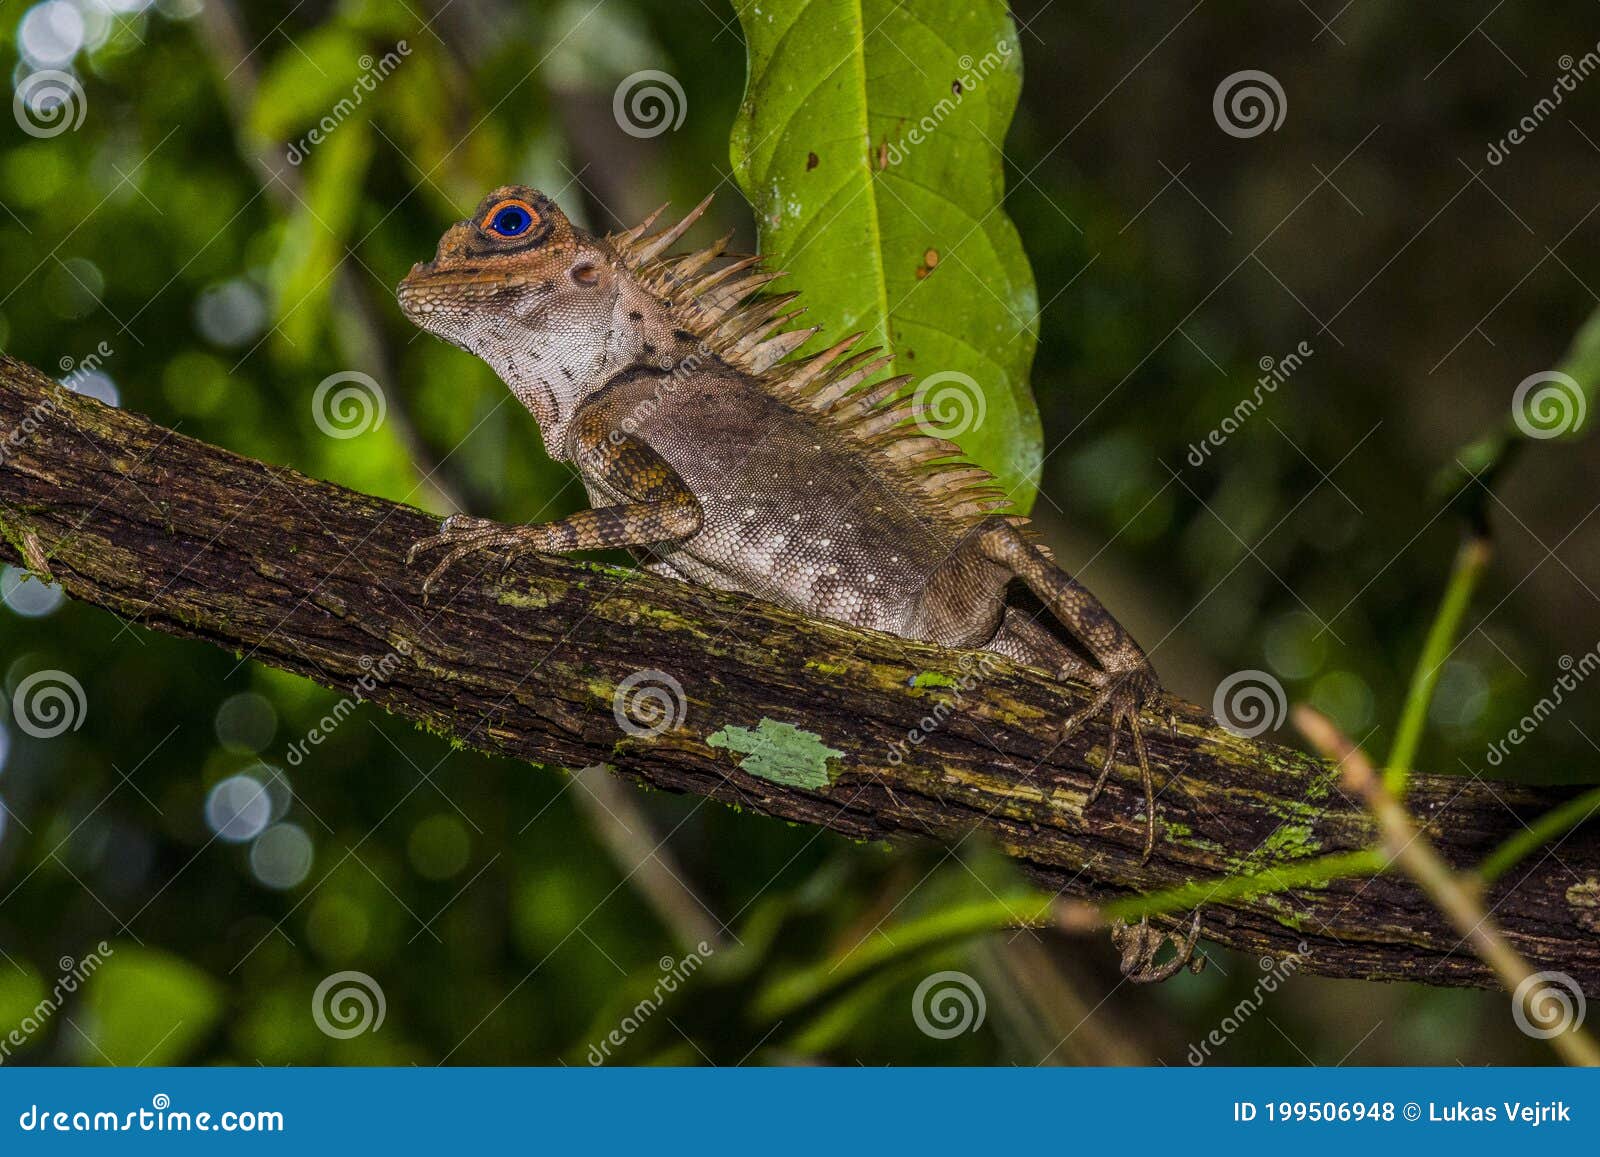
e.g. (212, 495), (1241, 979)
(984, 605), (1139, 824)
(972, 518), (1170, 861)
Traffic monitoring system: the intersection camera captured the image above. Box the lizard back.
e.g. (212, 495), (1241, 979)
(576, 362), (968, 632)
(603, 199), (1019, 535)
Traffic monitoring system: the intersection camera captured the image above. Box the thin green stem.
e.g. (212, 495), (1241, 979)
(758, 848), (1397, 1023)
(1477, 785), (1600, 887)
(751, 893), (1054, 1021)
(1098, 849), (1389, 924)
(1385, 535), (1492, 794)
(1298, 705), (1600, 1067)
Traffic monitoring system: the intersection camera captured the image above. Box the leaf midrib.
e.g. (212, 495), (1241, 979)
(844, 0), (890, 354)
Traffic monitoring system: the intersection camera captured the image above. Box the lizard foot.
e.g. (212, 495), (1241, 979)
(1058, 660), (1172, 861)
(406, 514), (548, 599)
(1110, 912), (1205, 983)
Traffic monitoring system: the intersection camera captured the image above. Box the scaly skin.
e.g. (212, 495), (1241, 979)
(396, 187), (1190, 978)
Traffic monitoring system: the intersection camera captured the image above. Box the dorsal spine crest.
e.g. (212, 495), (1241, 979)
(606, 199), (1015, 530)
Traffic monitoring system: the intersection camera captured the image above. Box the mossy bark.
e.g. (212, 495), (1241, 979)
(2, 353), (1597, 991)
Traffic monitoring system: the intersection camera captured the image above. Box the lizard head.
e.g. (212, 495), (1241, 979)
(397, 185), (650, 458)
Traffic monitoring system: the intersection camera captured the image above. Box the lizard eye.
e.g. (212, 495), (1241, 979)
(483, 199), (537, 238)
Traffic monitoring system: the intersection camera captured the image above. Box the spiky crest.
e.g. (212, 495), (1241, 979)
(605, 199), (1016, 530)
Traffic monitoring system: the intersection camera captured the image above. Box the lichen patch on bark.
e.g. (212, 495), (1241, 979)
(708, 719), (844, 790)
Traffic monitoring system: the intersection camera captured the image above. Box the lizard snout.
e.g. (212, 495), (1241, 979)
(396, 260), (440, 309)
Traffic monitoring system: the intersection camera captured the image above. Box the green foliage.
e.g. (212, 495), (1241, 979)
(0, 966), (45, 1034)
(82, 947), (223, 1066)
(248, 27), (375, 145)
(730, 0), (1042, 509)
(0, 0), (1594, 1070)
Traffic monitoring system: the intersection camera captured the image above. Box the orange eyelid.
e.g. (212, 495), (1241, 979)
(481, 197), (540, 231)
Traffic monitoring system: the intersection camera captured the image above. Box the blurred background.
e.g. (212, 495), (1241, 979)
(0, 0), (1597, 1065)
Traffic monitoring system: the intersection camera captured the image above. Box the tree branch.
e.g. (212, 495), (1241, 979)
(3, 352), (1598, 991)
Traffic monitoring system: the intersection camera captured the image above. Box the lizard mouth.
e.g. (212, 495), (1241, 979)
(399, 263), (519, 295)
(397, 263), (534, 325)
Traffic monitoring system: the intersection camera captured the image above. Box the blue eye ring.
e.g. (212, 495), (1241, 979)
(484, 198), (537, 238)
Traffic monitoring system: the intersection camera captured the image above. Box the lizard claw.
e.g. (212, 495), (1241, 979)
(405, 515), (526, 599)
(406, 514), (496, 564)
(1110, 911), (1205, 983)
(1090, 701), (1121, 804)
(1060, 660), (1166, 861)
(419, 543), (485, 599)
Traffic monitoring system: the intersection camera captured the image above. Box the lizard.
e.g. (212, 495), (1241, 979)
(396, 187), (1200, 980)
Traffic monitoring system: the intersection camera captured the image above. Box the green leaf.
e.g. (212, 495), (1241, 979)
(1544, 303), (1600, 441)
(731, 0), (1042, 510)
(269, 119), (375, 356)
(248, 28), (371, 145)
(81, 946), (223, 1066)
(0, 964), (45, 1059)
(1434, 296), (1600, 509)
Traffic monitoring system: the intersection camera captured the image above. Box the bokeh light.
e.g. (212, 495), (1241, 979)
(214, 692), (278, 754)
(1, 566), (66, 618)
(249, 822), (313, 890)
(204, 774), (272, 843)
